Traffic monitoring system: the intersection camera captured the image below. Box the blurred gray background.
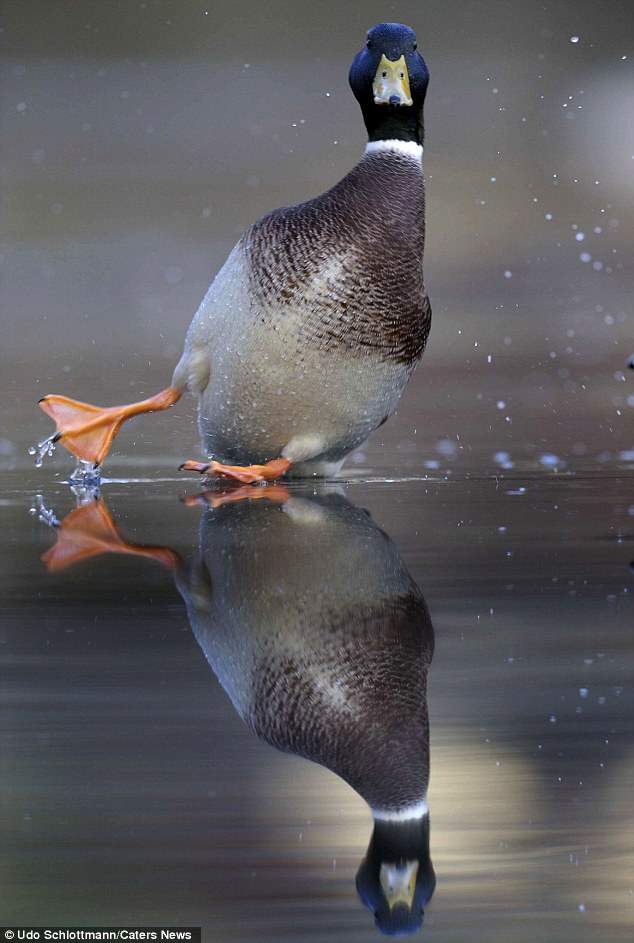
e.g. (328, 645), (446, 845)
(1, 0), (633, 474)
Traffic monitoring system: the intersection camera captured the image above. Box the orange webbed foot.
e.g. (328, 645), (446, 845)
(36, 386), (181, 466)
(183, 484), (291, 509)
(179, 457), (292, 484)
(42, 499), (180, 573)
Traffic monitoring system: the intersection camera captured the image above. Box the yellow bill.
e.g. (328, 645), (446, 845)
(372, 54), (413, 106)
(379, 860), (419, 910)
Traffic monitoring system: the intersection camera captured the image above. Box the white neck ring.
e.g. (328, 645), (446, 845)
(372, 800), (429, 822)
(365, 139), (423, 162)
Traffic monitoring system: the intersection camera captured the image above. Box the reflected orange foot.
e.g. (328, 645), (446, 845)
(38, 386), (181, 466)
(179, 457), (292, 485)
(183, 484), (291, 509)
(42, 499), (180, 573)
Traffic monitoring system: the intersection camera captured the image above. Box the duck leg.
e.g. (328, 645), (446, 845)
(179, 457), (292, 485)
(38, 386), (181, 466)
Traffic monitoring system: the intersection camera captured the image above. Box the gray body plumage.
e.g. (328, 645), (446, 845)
(172, 145), (431, 475)
(175, 491), (434, 815)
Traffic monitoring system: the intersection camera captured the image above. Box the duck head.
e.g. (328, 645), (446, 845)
(356, 816), (436, 936)
(349, 23), (430, 145)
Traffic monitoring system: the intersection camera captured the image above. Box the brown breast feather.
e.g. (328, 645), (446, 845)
(244, 153), (431, 367)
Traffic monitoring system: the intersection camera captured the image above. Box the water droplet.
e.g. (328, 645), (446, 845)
(436, 438), (457, 458)
(29, 434), (57, 468)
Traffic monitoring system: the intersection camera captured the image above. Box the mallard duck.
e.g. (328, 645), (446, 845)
(40, 487), (436, 933)
(37, 22), (431, 482)
(178, 490), (436, 933)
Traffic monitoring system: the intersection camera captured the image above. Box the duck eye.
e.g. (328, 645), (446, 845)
(413, 43), (417, 50)
(400, 72), (404, 78)
(366, 39), (372, 48)
(382, 71), (387, 78)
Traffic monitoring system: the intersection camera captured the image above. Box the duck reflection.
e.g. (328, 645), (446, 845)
(41, 486), (436, 935)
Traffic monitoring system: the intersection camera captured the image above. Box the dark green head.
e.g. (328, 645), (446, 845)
(349, 23), (430, 144)
(356, 816), (436, 936)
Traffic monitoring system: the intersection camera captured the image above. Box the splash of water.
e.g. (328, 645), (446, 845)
(69, 459), (101, 485)
(70, 481), (101, 504)
(28, 493), (60, 528)
(28, 434), (57, 468)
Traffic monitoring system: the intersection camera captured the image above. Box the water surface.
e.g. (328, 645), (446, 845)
(2, 469), (633, 940)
